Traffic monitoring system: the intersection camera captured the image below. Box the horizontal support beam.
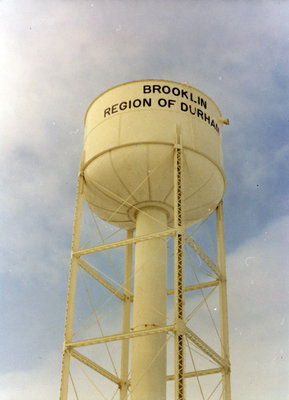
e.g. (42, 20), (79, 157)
(70, 349), (120, 385)
(167, 280), (219, 295)
(78, 258), (125, 301)
(69, 323), (229, 369)
(126, 367), (222, 387)
(68, 325), (174, 348)
(184, 233), (219, 276)
(167, 367), (223, 381)
(74, 229), (175, 256)
(185, 326), (230, 369)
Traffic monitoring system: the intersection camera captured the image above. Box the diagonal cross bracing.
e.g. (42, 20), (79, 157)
(185, 326), (230, 369)
(70, 349), (120, 385)
(184, 233), (219, 276)
(78, 258), (125, 301)
(74, 228), (176, 256)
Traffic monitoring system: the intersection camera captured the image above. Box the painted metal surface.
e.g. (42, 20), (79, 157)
(131, 208), (167, 400)
(83, 79), (226, 229)
(60, 80), (231, 400)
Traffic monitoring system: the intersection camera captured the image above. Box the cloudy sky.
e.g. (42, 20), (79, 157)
(0, 0), (288, 399)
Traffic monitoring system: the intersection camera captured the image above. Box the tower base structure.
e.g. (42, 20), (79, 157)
(59, 141), (231, 400)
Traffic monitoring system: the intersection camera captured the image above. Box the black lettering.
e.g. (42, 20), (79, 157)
(168, 99), (176, 108)
(111, 104), (118, 114)
(189, 105), (196, 115)
(197, 109), (203, 119)
(162, 85), (170, 94)
(158, 98), (167, 107)
(119, 101), (127, 111)
(104, 107), (110, 117)
(133, 99), (141, 108)
(143, 85), (151, 93)
(143, 98), (152, 107)
(200, 98), (207, 109)
(153, 84), (161, 93)
(204, 113), (210, 124)
(210, 120), (219, 133)
(181, 89), (188, 99)
(181, 102), (188, 111)
(172, 87), (180, 96)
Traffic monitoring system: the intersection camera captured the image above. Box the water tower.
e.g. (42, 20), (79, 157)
(59, 80), (231, 399)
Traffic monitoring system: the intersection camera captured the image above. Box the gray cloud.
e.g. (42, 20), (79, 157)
(227, 214), (289, 399)
(0, 0), (288, 398)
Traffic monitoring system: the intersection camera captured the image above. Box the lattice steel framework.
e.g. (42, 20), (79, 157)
(59, 139), (231, 400)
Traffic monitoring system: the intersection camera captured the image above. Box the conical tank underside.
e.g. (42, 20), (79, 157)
(83, 79), (226, 229)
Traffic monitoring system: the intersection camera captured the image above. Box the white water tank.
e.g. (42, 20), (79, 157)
(83, 79), (226, 229)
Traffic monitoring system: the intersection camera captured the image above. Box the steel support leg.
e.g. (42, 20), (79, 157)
(59, 166), (84, 400)
(174, 132), (185, 400)
(216, 201), (231, 400)
(120, 230), (133, 400)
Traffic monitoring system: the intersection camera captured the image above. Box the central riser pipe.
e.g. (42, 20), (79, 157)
(131, 207), (168, 400)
